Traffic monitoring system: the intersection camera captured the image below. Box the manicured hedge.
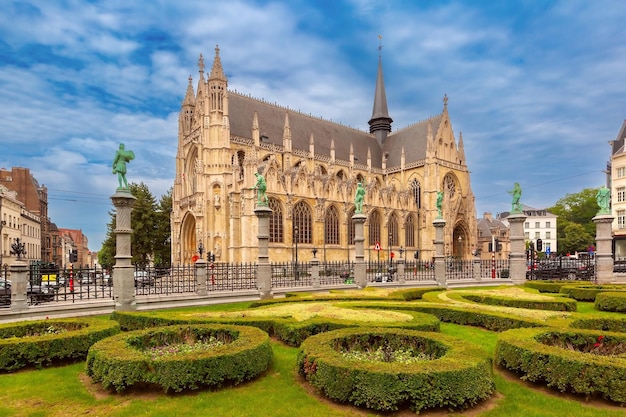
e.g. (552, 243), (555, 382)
(0, 318), (120, 372)
(349, 303), (545, 331)
(595, 292), (626, 312)
(86, 324), (272, 393)
(570, 316), (626, 333)
(111, 308), (441, 347)
(559, 285), (626, 302)
(524, 280), (587, 293)
(495, 327), (626, 403)
(297, 327), (495, 413)
(461, 293), (577, 311)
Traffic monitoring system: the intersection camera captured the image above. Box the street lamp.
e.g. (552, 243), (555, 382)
(388, 232), (393, 269)
(400, 246), (404, 259)
(198, 241), (204, 259)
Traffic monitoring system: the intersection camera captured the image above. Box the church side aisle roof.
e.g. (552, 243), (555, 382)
(384, 116), (442, 168)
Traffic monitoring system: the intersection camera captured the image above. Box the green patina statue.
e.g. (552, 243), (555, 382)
(436, 191), (443, 218)
(255, 172), (267, 205)
(596, 185), (611, 215)
(354, 182), (365, 213)
(508, 182), (522, 213)
(112, 143), (135, 190)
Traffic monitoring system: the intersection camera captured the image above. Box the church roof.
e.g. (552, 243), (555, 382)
(228, 92), (383, 167)
(384, 116), (442, 167)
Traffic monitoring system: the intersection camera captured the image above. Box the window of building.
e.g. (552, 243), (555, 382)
(324, 205), (340, 245)
(368, 210), (381, 248)
(546, 221), (551, 228)
(619, 210), (626, 229)
(268, 198), (283, 243)
(293, 201), (312, 244)
(524, 232), (529, 239)
(546, 231), (551, 239)
(347, 207), (356, 245)
(524, 222), (529, 228)
(410, 179), (421, 209)
(618, 166), (626, 178)
(535, 231), (540, 239)
(405, 214), (416, 247)
(535, 222), (540, 228)
(619, 186), (626, 203)
(388, 213), (399, 247)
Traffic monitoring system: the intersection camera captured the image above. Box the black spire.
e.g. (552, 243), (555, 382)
(368, 38), (392, 145)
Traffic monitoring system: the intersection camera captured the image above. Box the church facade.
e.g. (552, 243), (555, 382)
(171, 46), (477, 265)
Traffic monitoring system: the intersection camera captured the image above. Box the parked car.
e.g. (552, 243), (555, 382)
(134, 270), (155, 287)
(0, 280), (55, 306)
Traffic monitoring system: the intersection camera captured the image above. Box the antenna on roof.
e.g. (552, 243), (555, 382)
(378, 34), (383, 58)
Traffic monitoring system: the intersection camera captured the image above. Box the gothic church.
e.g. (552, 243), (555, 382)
(172, 46), (477, 264)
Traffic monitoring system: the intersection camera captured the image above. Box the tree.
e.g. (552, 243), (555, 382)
(547, 187), (599, 254)
(98, 212), (116, 271)
(129, 182), (157, 269)
(152, 188), (172, 267)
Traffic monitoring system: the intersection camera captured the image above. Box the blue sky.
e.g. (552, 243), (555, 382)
(1, 0), (624, 251)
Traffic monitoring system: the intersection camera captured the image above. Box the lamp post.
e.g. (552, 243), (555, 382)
(198, 241), (204, 259)
(388, 232), (393, 269)
(400, 246), (404, 259)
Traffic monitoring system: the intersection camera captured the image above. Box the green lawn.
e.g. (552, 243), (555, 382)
(0, 288), (625, 416)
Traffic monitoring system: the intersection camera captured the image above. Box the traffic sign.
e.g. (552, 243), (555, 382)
(374, 242), (381, 251)
(545, 246), (551, 256)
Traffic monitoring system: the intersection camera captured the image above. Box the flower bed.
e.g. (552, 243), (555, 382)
(0, 318), (120, 372)
(297, 327), (495, 413)
(495, 327), (626, 403)
(86, 324), (271, 393)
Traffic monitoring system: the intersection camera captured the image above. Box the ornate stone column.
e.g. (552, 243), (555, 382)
(352, 213), (367, 289)
(397, 257), (406, 284)
(111, 190), (137, 311)
(255, 205), (273, 299)
(433, 218), (446, 287)
(507, 213), (527, 285)
(310, 253), (320, 289)
(195, 258), (208, 296)
(9, 259), (28, 312)
(593, 214), (615, 284)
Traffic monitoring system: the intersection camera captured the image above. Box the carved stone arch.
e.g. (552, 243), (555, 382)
(452, 221), (469, 259)
(442, 172), (461, 201)
(293, 200), (313, 244)
(184, 147), (199, 195)
(179, 211), (197, 264)
(386, 211), (400, 247)
(324, 204), (341, 245)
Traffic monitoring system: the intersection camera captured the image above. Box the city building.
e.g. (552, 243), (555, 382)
(476, 212), (509, 260)
(57, 228), (90, 267)
(172, 46), (477, 264)
(500, 205), (557, 255)
(0, 167), (51, 262)
(0, 184), (41, 265)
(609, 120), (626, 257)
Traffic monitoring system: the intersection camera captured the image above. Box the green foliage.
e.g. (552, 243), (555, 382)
(495, 327), (626, 403)
(85, 324), (272, 393)
(297, 327), (495, 412)
(560, 285), (626, 301)
(595, 292), (626, 312)
(524, 280), (588, 293)
(98, 211), (116, 270)
(152, 188), (172, 267)
(570, 316), (626, 333)
(461, 293), (577, 311)
(547, 188), (598, 254)
(0, 318), (120, 372)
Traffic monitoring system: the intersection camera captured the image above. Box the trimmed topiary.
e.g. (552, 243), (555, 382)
(570, 316), (626, 333)
(524, 280), (587, 293)
(461, 293), (577, 311)
(560, 285), (626, 302)
(495, 327), (626, 403)
(86, 324), (271, 393)
(297, 327), (495, 413)
(0, 318), (120, 372)
(595, 291), (626, 312)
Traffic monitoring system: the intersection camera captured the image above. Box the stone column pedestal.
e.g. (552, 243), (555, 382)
(473, 256), (482, 281)
(507, 213), (527, 285)
(10, 260), (28, 312)
(352, 213), (367, 289)
(310, 257), (320, 288)
(433, 218), (446, 287)
(111, 190), (137, 311)
(195, 259), (208, 296)
(593, 214), (615, 284)
(396, 259), (406, 284)
(255, 205), (273, 299)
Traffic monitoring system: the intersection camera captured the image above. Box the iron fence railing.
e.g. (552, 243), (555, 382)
(479, 259), (510, 279)
(205, 262), (257, 291)
(271, 262), (312, 288)
(527, 257), (596, 281)
(319, 261), (354, 285)
(445, 259), (474, 280)
(404, 260), (436, 281)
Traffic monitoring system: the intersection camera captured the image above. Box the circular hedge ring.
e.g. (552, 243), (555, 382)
(86, 324), (272, 393)
(297, 327), (495, 413)
(495, 327), (626, 403)
(0, 318), (120, 372)
(595, 291), (626, 312)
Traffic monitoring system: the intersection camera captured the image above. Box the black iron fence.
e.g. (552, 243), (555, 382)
(319, 261), (354, 285)
(271, 262), (311, 288)
(206, 262), (257, 292)
(526, 257), (596, 281)
(479, 259), (510, 279)
(404, 261), (436, 281)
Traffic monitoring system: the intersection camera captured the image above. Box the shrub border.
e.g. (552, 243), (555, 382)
(495, 327), (626, 403)
(559, 285), (626, 302)
(460, 293), (577, 311)
(594, 291), (626, 312)
(0, 318), (120, 372)
(524, 280), (587, 293)
(297, 327), (495, 412)
(110, 307), (441, 347)
(86, 324), (272, 393)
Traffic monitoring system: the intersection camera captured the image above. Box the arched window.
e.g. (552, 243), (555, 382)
(388, 213), (399, 247)
(405, 214), (416, 247)
(347, 207), (356, 245)
(293, 201), (312, 244)
(410, 178), (421, 209)
(268, 198), (283, 243)
(324, 205), (340, 245)
(368, 210), (381, 247)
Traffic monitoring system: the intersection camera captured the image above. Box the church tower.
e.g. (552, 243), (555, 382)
(368, 51), (393, 146)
